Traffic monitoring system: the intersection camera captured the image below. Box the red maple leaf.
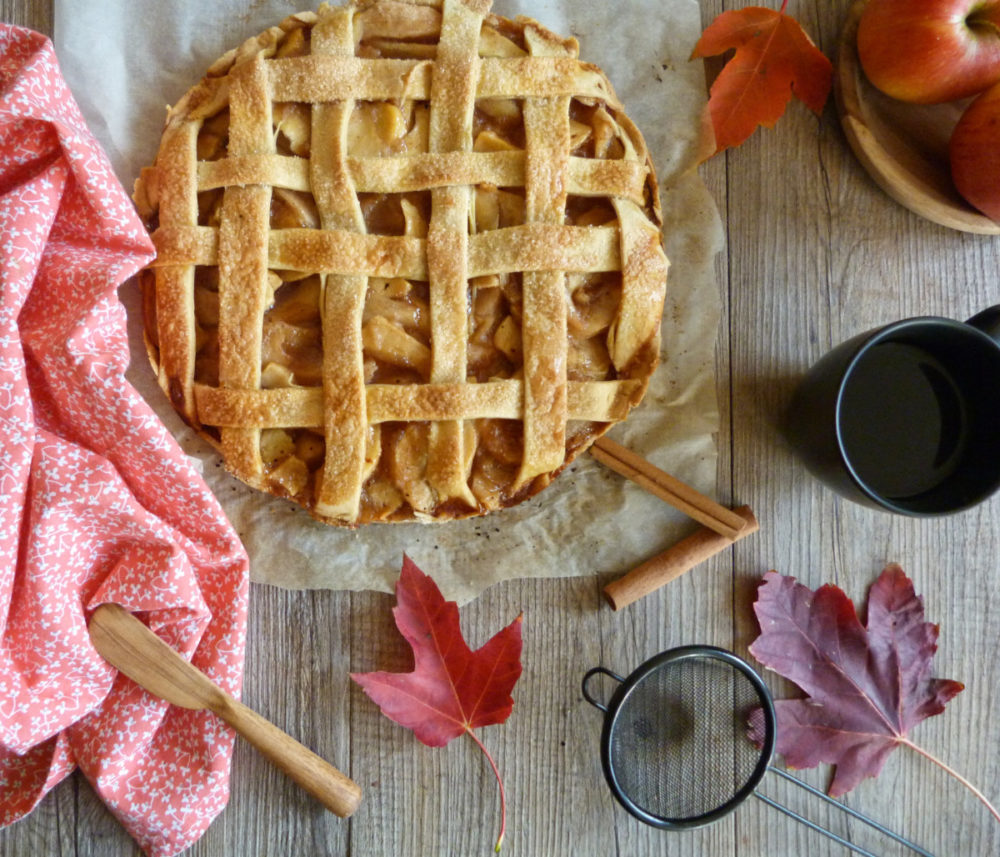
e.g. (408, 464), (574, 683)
(351, 556), (523, 851)
(691, 2), (832, 154)
(748, 564), (964, 796)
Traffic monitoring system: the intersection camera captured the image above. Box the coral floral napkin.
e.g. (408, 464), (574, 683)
(0, 25), (249, 857)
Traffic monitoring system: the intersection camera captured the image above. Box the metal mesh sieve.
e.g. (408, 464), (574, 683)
(607, 655), (766, 822)
(583, 646), (935, 856)
(583, 646), (772, 828)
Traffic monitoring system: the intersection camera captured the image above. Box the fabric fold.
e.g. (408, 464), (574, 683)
(0, 25), (249, 857)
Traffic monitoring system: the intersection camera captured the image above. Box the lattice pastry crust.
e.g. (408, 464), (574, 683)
(135, 0), (669, 525)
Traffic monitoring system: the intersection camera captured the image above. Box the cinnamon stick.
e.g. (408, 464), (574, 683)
(603, 505), (759, 611)
(590, 436), (748, 539)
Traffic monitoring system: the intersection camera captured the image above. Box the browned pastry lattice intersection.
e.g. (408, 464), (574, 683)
(135, 0), (669, 525)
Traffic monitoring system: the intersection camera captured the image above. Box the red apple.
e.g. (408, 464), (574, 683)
(950, 79), (1000, 220)
(858, 0), (1000, 103)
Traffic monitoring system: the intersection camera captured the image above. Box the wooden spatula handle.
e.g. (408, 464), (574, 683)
(88, 604), (361, 818)
(212, 696), (362, 818)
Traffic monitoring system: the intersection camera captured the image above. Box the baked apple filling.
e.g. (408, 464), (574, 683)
(136, 1), (667, 525)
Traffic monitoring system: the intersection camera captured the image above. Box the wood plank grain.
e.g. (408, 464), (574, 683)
(0, 0), (50, 33)
(3, 0), (999, 855)
(715, 0), (1000, 854)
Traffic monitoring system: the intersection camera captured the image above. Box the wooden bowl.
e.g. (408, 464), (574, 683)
(835, 0), (1000, 235)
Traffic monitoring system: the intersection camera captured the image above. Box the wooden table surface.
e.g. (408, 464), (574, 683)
(3, 1), (999, 855)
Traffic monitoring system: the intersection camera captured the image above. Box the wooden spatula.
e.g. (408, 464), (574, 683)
(89, 602), (362, 818)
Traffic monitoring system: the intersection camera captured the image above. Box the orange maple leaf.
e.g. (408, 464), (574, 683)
(691, 3), (832, 155)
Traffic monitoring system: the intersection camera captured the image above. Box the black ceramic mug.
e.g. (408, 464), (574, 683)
(785, 306), (1000, 516)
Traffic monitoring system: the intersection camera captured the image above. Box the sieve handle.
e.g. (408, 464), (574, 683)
(581, 667), (624, 712)
(761, 767), (936, 857)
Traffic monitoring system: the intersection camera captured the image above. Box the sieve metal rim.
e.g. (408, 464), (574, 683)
(582, 644), (777, 830)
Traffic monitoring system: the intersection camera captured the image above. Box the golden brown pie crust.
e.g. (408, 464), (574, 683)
(134, 0), (669, 526)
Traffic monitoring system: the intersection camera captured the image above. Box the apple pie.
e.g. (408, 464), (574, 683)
(134, 0), (669, 525)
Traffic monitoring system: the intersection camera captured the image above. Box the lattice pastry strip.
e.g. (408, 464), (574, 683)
(311, 5), (372, 521)
(216, 57), (275, 480)
(424, 0), (481, 510)
(135, 0), (670, 526)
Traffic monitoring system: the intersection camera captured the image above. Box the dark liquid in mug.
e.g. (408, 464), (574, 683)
(838, 342), (968, 499)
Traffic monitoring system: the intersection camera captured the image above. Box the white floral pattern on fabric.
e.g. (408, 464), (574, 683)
(0, 25), (250, 857)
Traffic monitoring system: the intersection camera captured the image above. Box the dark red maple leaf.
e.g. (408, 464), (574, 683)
(748, 564), (963, 796)
(351, 556), (523, 851)
(691, 1), (832, 155)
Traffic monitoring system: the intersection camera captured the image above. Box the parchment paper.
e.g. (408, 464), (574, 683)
(53, 0), (724, 603)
